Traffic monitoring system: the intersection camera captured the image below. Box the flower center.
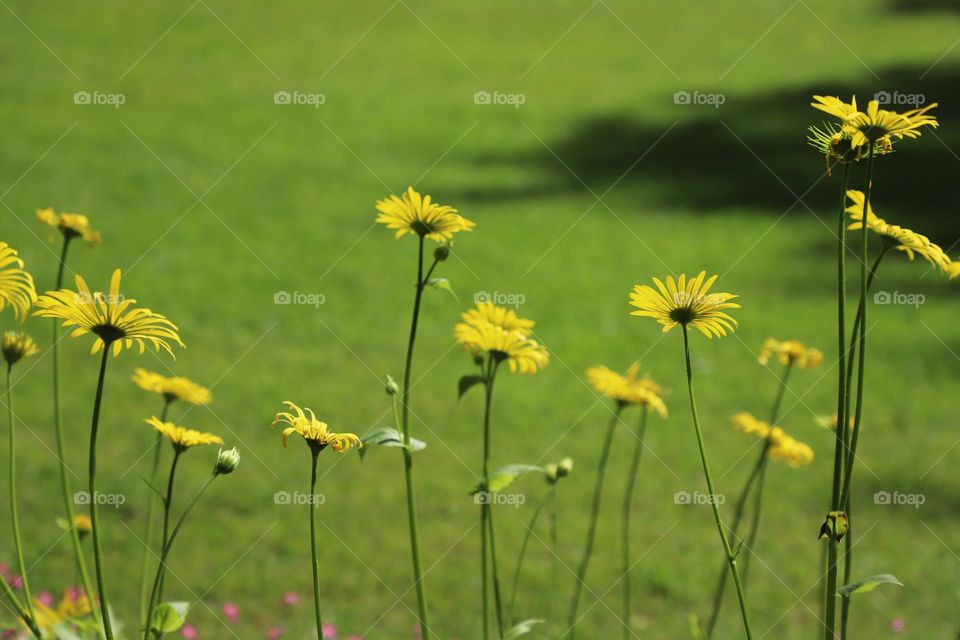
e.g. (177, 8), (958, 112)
(669, 306), (695, 325)
(411, 219), (435, 236)
(91, 324), (126, 344)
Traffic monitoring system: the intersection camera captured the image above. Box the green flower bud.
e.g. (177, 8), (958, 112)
(434, 243), (451, 262)
(215, 447), (241, 475)
(818, 510), (848, 542)
(385, 374), (400, 396)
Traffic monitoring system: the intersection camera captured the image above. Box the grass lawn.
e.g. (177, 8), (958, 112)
(2, 1), (960, 638)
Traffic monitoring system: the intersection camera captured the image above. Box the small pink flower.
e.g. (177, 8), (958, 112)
(9, 575), (22, 590)
(222, 602), (239, 622)
(322, 623), (337, 638)
(282, 592), (299, 606)
(36, 591), (54, 607)
(889, 618), (905, 632)
(267, 626), (284, 639)
(181, 624), (198, 639)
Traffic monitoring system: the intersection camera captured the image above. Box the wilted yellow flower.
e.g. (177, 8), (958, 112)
(455, 318), (548, 375)
(2, 331), (39, 366)
(132, 368), (212, 405)
(375, 187), (475, 242)
(586, 362), (667, 416)
(732, 412), (813, 468)
(0, 242), (37, 321)
(759, 338), (823, 369)
(629, 271), (740, 338)
(36, 208), (101, 246)
(846, 191), (952, 274)
(272, 401), (362, 452)
(33, 268), (184, 358)
(146, 416), (223, 451)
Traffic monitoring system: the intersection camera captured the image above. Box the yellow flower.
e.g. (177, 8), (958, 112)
(455, 318), (548, 375)
(586, 362), (667, 415)
(816, 414), (856, 431)
(628, 271), (740, 338)
(375, 186), (475, 242)
(758, 338), (823, 369)
(33, 268), (184, 357)
(36, 208), (101, 246)
(33, 588), (92, 632)
(949, 261), (960, 280)
(272, 401), (362, 452)
(146, 416), (223, 451)
(844, 100), (938, 146)
(456, 301), (535, 335)
(811, 95), (861, 121)
(2, 331), (39, 366)
(0, 242), (37, 321)
(846, 190), (952, 274)
(732, 412), (813, 468)
(72, 514), (93, 535)
(731, 412), (771, 438)
(132, 368), (212, 405)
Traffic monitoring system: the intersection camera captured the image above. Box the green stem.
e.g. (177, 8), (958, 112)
(6, 365), (36, 628)
(0, 573), (41, 638)
(309, 448), (324, 640)
(481, 488), (490, 640)
(487, 495), (505, 638)
(480, 358), (504, 639)
(508, 491), (550, 623)
(398, 235), (435, 640)
(139, 399), (172, 628)
(682, 328), (753, 640)
(143, 473), (218, 640)
(88, 348), (115, 640)
(621, 408), (649, 640)
(565, 403), (623, 640)
(156, 448), (182, 607)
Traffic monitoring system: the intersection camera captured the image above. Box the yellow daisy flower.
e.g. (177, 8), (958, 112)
(132, 368), (212, 405)
(758, 338), (823, 369)
(33, 589), (93, 633)
(36, 208), (101, 247)
(846, 190), (952, 273)
(375, 186), (475, 242)
(72, 514), (93, 534)
(455, 319), (549, 375)
(2, 331), (39, 366)
(456, 301), (535, 335)
(844, 100), (938, 146)
(272, 401), (362, 452)
(0, 242), (37, 321)
(146, 416), (223, 451)
(628, 271), (740, 338)
(586, 362), (668, 416)
(731, 412), (813, 468)
(33, 268), (184, 357)
(811, 95), (861, 121)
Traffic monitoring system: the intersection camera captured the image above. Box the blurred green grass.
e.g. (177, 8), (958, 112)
(2, 0), (960, 638)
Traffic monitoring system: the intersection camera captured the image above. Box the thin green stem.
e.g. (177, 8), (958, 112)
(7, 365), (36, 627)
(480, 358), (504, 639)
(481, 488), (490, 640)
(621, 408), (649, 640)
(156, 448), (182, 606)
(140, 399), (172, 628)
(88, 348), (114, 640)
(565, 403), (623, 640)
(487, 496), (505, 638)
(682, 328), (753, 640)
(508, 491), (549, 623)
(0, 573), (41, 638)
(144, 473), (218, 640)
(398, 235), (435, 640)
(309, 448), (324, 640)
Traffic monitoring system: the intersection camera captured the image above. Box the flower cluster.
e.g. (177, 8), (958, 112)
(758, 338), (823, 369)
(455, 302), (548, 374)
(731, 412), (814, 468)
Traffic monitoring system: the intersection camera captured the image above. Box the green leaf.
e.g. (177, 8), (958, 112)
(149, 602), (190, 634)
(426, 278), (459, 301)
(504, 619), (544, 639)
(471, 464), (544, 495)
(358, 427), (426, 460)
(458, 375), (486, 399)
(688, 614), (706, 640)
(838, 574), (903, 598)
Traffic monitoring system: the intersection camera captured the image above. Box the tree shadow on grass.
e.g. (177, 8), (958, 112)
(461, 64), (960, 245)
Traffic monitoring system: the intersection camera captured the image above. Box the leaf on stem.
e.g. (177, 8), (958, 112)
(358, 427), (426, 460)
(504, 618), (544, 639)
(838, 574), (903, 598)
(458, 375), (485, 399)
(470, 464), (544, 495)
(149, 601), (190, 634)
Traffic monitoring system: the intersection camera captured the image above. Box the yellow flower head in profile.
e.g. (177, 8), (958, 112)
(0, 242), (38, 321)
(759, 338), (823, 369)
(146, 416), (223, 452)
(586, 362), (668, 416)
(132, 368), (213, 405)
(2, 331), (39, 366)
(629, 271), (740, 338)
(33, 268), (184, 358)
(375, 186), (475, 242)
(272, 401), (362, 452)
(812, 96), (938, 148)
(845, 191), (952, 274)
(731, 413), (813, 468)
(36, 208), (101, 247)
(455, 302), (548, 375)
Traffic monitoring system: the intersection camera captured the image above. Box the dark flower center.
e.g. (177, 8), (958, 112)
(411, 219), (435, 236)
(669, 307), (695, 325)
(91, 324), (126, 344)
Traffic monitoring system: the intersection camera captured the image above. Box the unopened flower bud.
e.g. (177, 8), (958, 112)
(385, 374), (400, 396)
(818, 510), (848, 542)
(215, 447), (241, 475)
(434, 243), (451, 262)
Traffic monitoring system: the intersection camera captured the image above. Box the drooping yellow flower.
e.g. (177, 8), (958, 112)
(0, 242), (37, 321)
(758, 338), (823, 369)
(132, 368), (212, 405)
(628, 271), (740, 338)
(731, 412), (813, 468)
(2, 331), (39, 366)
(456, 301), (535, 335)
(455, 318), (548, 375)
(586, 362), (667, 416)
(146, 416), (223, 451)
(36, 208), (101, 247)
(33, 268), (184, 357)
(375, 186), (475, 242)
(272, 401), (361, 451)
(846, 190), (952, 274)
(844, 100), (938, 146)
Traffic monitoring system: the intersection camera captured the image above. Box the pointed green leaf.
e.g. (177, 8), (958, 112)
(838, 574), (903, 598)
(458, 375), (486, 399)
(426, 278), (459, 301)
(358, 427), (426, 460)
(149, 602), (190, 634)
(470, 464), (544, 495)
(504, 618), (544, 639)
